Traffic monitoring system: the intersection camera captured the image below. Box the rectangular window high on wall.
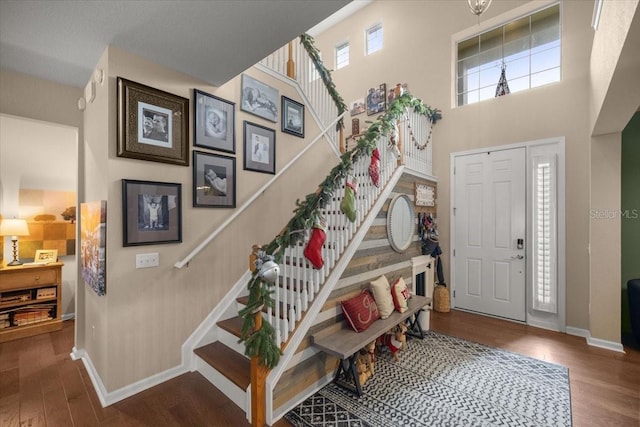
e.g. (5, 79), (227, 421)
(336, 42), (350, 69)
(366, 23), (383, 55)
(532, 153), (557, 313)
(456, 3), (560, 106)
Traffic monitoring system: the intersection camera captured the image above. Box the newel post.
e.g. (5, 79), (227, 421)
(287, 41), (295, 79)
(339, 126), (345, 154)
(251, 313), (268, 427)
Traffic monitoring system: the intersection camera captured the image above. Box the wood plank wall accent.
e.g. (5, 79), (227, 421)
(273, 173), (437, 409)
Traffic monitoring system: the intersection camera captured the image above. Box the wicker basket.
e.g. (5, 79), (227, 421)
(433, 284), (450, 313)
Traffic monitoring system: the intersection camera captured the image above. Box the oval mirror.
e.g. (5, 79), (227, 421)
(387, 194), (415, 253)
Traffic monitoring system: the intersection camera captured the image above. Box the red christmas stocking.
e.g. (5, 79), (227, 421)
(304, 216), (327, 269)
(341, 175), (358, 222)
(368, 148), (380, 187)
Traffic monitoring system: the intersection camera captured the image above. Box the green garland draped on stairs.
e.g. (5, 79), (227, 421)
(299, 33), (348, 130)
(239, 91), (441, 369)
(239, 33), (442, 369)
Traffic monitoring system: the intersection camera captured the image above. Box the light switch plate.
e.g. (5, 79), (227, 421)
(136, 252), (159, 268)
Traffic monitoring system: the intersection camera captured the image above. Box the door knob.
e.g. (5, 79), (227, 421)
(511, 254), (524, 260)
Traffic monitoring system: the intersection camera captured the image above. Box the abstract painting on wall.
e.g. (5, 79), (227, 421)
(80, 200), (107, 296)
(18, 189), (76, 259)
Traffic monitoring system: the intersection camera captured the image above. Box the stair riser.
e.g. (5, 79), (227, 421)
(218, 327), (249, 355)
(195, 356), (249, 416)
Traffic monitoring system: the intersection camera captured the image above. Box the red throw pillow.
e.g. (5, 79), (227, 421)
(340, 290), (381, 332)
(391, 277), (410, 313)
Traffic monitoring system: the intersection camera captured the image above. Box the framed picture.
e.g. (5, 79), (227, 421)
(415, 183), (436, 207)
(193, 151), (236, 208)
(281, 96), (304, 138)
(349, 98), (365, 116)
(243, 121), (276, 174)
(240, 74), (278, 123)
(80, 200), (107, 296)
(194, 89), (235, 153)
(117, 77), (189, 166)
(34, 249), (58, 264)
(122, 179), (182, 246)
(366, 83), (387, 116)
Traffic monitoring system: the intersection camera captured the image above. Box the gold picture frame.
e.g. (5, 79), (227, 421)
(117, 77), (189, 166)
(34, 249), (58, 264)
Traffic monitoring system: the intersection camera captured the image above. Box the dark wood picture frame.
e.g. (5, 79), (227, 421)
(281, 96), (305, 138)
(193, 151), (236, 208)
(122, 179), (182, 246)
(117, 77), (189, 166)
(193, 89), (235, 154)
(243, 121), (276, 175)
(240, 74), (279, 123)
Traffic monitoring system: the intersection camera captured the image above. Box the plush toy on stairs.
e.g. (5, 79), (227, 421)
(340, 175), (358, 222)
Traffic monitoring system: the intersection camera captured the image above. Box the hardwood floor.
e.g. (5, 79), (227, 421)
(1, 311), (638, 426)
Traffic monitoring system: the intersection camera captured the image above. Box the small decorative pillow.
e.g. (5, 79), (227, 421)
(369, 275), (394, 319)
(391, 277), (410, 313)
(341, 290), (381, 332)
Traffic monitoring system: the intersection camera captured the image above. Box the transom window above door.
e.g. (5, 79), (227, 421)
(456, 3), (561, 106)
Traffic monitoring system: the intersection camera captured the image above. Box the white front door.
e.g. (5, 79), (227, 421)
(453, 148), (526, 321)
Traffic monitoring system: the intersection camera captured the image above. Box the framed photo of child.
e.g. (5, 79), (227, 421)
(122, 179), (182, 246)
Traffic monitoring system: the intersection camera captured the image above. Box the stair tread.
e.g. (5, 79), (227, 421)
(217, 316), (245, 338)
(194, 341), (250, 390)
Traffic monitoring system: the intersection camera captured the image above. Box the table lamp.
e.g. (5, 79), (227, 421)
(0, 218), (30, 266)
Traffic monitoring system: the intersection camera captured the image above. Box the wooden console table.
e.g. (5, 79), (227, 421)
(0, 262), (63, 343)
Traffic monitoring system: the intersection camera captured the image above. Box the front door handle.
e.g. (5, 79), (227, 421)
(511, 254), (524, 260)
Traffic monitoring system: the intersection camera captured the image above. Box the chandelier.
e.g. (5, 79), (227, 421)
(468, 0), (493, 16)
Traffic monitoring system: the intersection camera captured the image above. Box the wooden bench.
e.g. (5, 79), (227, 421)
(310, 294), (431, 396)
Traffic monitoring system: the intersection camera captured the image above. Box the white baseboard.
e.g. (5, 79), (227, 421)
(565, 326), (588, 338)
(566, 326), (625, 353)
(586, 335), (625, 353)
(72, 347), (188, 407)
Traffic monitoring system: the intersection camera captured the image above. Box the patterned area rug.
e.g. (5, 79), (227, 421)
(285, 331), (571, 426)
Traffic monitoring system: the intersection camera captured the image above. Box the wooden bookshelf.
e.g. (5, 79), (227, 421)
(0, 262), (63, 342)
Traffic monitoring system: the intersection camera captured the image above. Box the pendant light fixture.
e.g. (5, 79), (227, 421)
(468, 0), (493, 16)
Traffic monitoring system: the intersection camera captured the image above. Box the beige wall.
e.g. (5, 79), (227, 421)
(79, 46), (338, 391)
(590, 132), (622, 342)
(313, 0), (594, 331)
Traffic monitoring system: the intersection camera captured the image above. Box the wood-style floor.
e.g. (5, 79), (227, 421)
(1, 310), (638, 426)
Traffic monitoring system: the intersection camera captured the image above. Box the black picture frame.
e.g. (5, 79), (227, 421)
(122, 179), (182, 246)
(366, 83), (387, 116)
(240, 74), (279, 123)
(281, 96), (305, 138)
(193, 89), (236, 153)
(117, 77), (189, 166)
(243, 121), (276, 175)
(193, 151), (236, 208)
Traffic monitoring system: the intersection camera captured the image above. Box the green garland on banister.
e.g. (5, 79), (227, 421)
(239, 92), (442, 369)
(299, 33), (348, 130)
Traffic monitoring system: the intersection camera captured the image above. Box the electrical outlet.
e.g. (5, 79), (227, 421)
(136, 252), (159, 269)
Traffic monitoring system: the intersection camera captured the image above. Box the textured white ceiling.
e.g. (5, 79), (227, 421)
(0, 0), (352, 88)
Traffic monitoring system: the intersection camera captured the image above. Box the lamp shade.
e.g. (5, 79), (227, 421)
(0, 218), (30, 237)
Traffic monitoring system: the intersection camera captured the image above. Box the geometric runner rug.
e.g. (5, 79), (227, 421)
(284, 331), (572, 427)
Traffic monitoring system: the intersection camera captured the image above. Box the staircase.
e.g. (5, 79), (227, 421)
(183, 37), (439, 426)
(191, 131), (405, 423)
